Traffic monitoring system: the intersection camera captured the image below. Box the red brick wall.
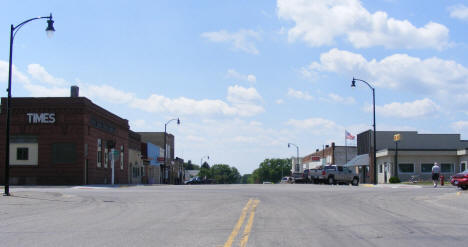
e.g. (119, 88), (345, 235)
(0, 97), (129, 185)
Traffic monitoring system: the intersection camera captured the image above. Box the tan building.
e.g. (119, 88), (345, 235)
(355, 130), (468, 183)
(128, 131), (144, 184)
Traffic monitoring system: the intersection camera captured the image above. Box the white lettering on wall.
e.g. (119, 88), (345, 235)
(27, 113), (56, 124)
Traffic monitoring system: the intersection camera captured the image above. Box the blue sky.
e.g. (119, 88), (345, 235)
(1, 0), (468, 174)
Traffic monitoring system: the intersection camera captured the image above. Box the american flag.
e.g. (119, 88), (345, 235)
(345, 130), (355, 140)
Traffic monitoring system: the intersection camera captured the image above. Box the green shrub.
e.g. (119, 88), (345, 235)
(389, 176), (401, 183)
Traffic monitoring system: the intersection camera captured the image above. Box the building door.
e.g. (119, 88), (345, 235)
(384, 163), (389, 184)
(461, 162), (467, 172)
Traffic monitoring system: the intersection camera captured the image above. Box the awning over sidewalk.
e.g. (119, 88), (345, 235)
(344, 154), (369, 167)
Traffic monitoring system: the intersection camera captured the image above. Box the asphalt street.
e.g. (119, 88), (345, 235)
(1, 184), (467, 247)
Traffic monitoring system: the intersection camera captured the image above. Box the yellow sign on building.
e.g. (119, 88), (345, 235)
(394, 134), (401, 142)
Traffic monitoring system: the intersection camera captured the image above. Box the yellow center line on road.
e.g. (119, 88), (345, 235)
(239, 199), (260, 247)
(223, 199), (254, 247)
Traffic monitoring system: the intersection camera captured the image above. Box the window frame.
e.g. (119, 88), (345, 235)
(16, 147), (29, 161)
(398, 163), (414, 173)
(441, 163), (453, 173)
(420, 163), (433, 173)
(97, 139), (102, 167)
(104, 148), (108, 168)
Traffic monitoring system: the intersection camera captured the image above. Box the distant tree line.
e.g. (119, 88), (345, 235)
(246, 158), (292, 184)
(183, 160), (200, 170)
(198, 163), (241, 184)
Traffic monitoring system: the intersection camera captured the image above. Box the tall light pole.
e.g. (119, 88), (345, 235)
(288, 143), (299, 173)
(351, 77), (377, 185)
(164, 118), (180, 184)
(200, 155), (209, 168)
(3, 14), (55, 196)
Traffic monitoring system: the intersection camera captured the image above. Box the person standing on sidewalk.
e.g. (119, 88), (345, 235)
(432, 162), (441, 187)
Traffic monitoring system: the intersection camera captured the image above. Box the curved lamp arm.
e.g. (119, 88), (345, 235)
(351, 77), (375, 90)
(165, 118), (180, 127)
(13, 13), (54, 39)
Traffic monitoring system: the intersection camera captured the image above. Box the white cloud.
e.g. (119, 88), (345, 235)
(3, 61), (264, 118)
(276, 99), (284, 104)
(81, 84), (135, 104)
(226, 69), (256, 83)
(448, 4), (468, 21)
(287, 117), (341, 135)
(27, 64), (67, 86)
(324, 93), (355, 104)
(227, 85), (262, 103)
(305, 48), (468, 106)
(287, 88), (313, 100)
(375, 98), (440, 118)
(201, 29), (261, 54)
(277, 0), (449, 49)
(0, 61), (30, 84)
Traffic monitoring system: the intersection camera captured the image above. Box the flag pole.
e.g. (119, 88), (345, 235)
(345, 131), (348, 164)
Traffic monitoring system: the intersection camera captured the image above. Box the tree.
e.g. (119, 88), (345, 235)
(201, 161), (210, 169)
(251, 158), (291, 184)
(241, 174), (252, 184)
(198, 164), (241, 184)
(183, 160), (200, 170)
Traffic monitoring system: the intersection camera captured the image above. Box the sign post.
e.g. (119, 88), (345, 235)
(111, 148), (115, 185)
(393, 134), (401, 178)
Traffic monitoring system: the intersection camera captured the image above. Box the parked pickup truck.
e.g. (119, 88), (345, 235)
(308, 168), (326, 184)
(310, 165), (359, 186)
(292, 170), (310, 183)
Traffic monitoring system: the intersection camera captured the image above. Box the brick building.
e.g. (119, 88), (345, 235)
(0, 93), (130, 185)
(299, 143), (357, 172)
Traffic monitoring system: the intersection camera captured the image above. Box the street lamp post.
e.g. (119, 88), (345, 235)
(3, 14), (55, 196)
(164, 118), (180, 184)
(288, 143), (299, 173)
(351, 77), (377, 185)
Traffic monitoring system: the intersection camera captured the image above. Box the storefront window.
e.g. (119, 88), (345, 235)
(441, 163), (453, 173)
(421, 164), (432, 173)
(398, 163), (414, 173)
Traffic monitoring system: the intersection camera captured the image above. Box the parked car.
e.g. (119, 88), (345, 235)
(321, 165), (359, 186)
(450, 170), (468, 190)
(280, 176), (293, 184)
(185, 177), (201, 185)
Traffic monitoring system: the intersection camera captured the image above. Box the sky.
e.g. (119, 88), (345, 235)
(1, 0), (468, 174)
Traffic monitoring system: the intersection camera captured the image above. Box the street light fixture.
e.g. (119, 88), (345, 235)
(288, 143), (299, 173)
(163, 118), (180, 184)
(351, 77), (377, 185)
(3, 14), (55, 196)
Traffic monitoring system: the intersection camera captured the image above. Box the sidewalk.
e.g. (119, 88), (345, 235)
(361, 183), (423, 189)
